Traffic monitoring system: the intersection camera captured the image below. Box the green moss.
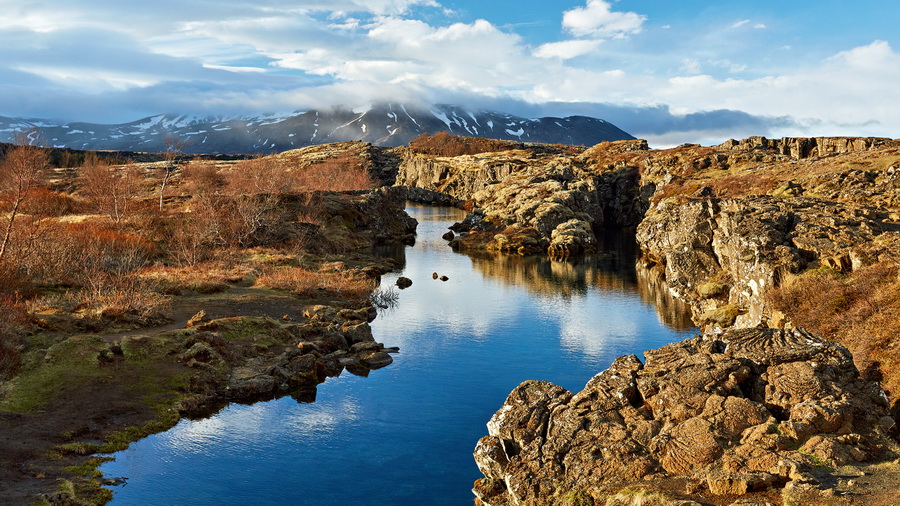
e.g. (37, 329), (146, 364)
(56, 442), (102, 457)
(220, 317), (279, 341)
(563, 490), (595, 506)
(119, 334), (180, 361)
(100, 418), (179, 454)
(0, 335), (109, 413)
(63, 458), (108, 478)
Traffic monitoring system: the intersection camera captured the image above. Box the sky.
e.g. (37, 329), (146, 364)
(1, 0), (899, 146)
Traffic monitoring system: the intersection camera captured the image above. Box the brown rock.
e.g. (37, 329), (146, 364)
(473, 328), (894, 504)
(187, 310), (210, 327)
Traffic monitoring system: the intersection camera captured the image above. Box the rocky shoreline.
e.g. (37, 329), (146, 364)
(473, 328), (896, 505)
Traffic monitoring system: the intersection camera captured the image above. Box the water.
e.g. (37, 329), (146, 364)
(100, 204), (696, 505)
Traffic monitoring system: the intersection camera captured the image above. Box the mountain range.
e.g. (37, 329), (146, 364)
(0, 103), (634, 154)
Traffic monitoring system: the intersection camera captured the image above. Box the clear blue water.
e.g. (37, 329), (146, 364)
(99, 204), (696, 505)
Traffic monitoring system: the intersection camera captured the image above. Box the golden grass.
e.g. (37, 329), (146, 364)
(254, 265), (374, 301)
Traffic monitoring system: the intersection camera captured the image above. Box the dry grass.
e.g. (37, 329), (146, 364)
(0, 292), (29, 379)
(137, 263), (254, 295)
(255, 265), (374, 301)
(767, 262), (900, 402)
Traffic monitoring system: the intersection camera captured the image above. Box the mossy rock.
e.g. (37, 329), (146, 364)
(700, 304), (741, 327)
(697, 282), (727, 299)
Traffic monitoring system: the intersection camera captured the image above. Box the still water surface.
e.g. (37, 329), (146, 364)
(100, 205), (696, 505)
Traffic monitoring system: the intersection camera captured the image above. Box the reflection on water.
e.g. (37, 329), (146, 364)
(100, 204), (696, 505)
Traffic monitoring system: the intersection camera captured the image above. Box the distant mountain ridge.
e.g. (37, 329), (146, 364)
(0, 103), (634, 154)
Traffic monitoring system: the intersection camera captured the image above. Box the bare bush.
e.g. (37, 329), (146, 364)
(80, 162), (141, 223)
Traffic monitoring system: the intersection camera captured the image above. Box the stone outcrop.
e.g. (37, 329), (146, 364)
(285, 187), (418, 250)
(717, 136), (890, 160)
(636, 195), (900, 329)
(473, 328), (895, 505)
(395, 141), (650, 256)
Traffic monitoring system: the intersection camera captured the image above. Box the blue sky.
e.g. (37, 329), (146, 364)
(1, 0), (898, 145)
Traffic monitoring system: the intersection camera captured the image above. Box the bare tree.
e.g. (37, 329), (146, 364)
(80, 161), (140, 224)
(0, 133), (48, 262)
(159, 136), (189, 210)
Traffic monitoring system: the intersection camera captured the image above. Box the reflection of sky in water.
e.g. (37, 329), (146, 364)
(100, 204), (697, 505)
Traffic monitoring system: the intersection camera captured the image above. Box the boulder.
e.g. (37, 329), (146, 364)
(473, 328), (893, 504)
(396, 276), (413, 289)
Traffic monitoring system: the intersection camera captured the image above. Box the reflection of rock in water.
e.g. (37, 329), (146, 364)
(468, 253), (623, 298)
(372, 243), (407, 270)
(467, 246), (693, 330)
(635, 261), (694, 330)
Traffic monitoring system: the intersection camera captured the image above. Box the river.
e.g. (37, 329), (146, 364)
(99, 204), (696, 505)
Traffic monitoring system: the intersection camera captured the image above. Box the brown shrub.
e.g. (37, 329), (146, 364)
(227, 156), (294, 194)
(0, 140), (49, 262)
(711, 173), (777, 198)
(22, 222), (156, 287)
(18, 188), (81, 217)
(296, 152), (373, 192)
(409, 132), (516, 157)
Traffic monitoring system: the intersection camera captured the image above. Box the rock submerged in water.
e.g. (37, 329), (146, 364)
(473, 328), (895, 505)
(396, 276), (413, 289)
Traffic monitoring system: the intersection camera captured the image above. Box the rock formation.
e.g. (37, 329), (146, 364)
(636, 195), (900, 328)
(474, 328), (896, 505)
(460, 136), (900, 504)
(716, 136), (890, 159)
(396, 140), (649, 256)
(179, 305), (398, 414)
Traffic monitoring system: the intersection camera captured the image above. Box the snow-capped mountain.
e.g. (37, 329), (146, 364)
(0, 103), (634, 154)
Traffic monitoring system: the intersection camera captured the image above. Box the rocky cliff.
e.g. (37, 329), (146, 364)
(395, 140), (650, 257)
(474, 328), (896, 505)
(394, 136), (900, 326)
(636, 195), (900, 329)
(716, 136), (890, 159)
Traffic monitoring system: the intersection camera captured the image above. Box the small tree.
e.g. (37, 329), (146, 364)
(159, 136), (189, 210)
(80, 161), (140, 224)
(0, 134), (48, 262)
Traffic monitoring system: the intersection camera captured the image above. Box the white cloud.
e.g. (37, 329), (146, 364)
(533, 39), (603, 59)
(0, 0), (898, 146)
(680, 58), (702, 74)
(562, 0), (646, 38)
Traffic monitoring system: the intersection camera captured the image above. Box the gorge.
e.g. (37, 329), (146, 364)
(2, 133), (900, 505)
